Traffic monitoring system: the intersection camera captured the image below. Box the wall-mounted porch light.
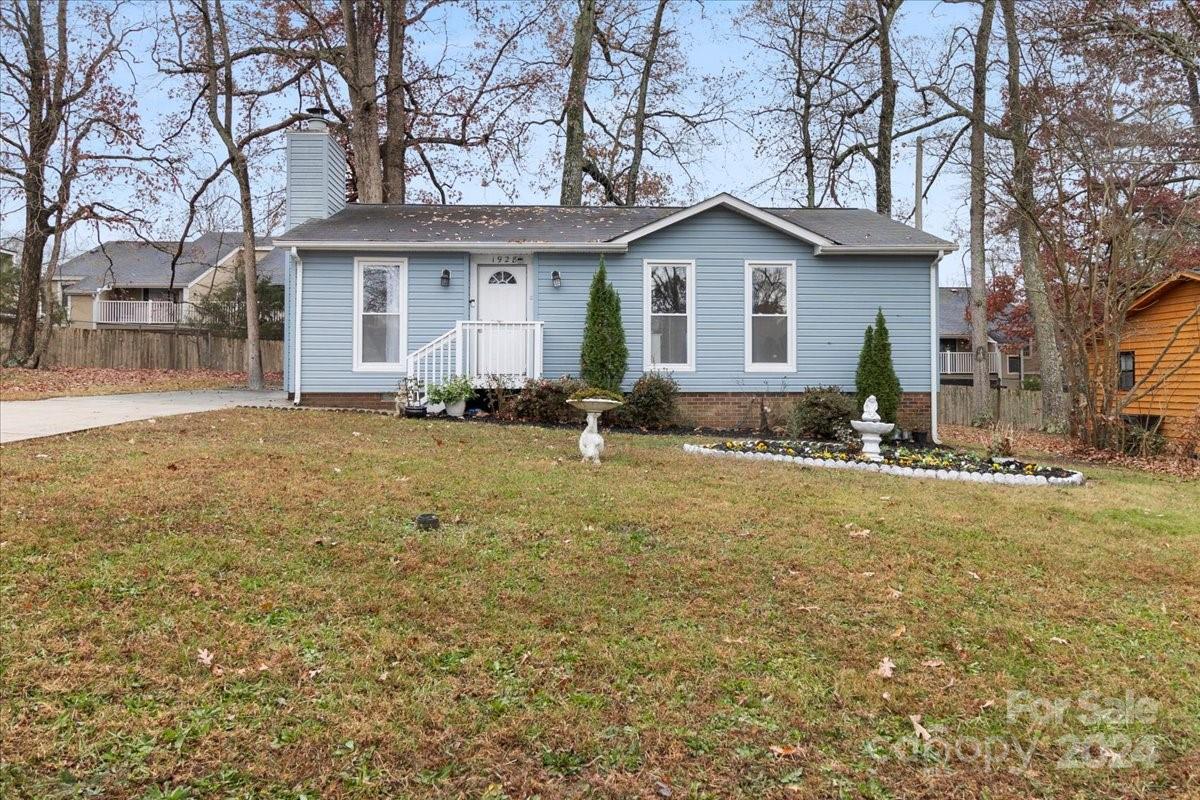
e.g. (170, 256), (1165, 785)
(440, 269), (451, 287)
(551, 270), (562, 288)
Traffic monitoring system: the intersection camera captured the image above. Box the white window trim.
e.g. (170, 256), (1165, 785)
(744, 260), (796, 372)
(352, 256), (408, 372)
(643, 258), (696, 372)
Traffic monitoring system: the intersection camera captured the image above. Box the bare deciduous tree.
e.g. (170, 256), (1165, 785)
(0, 0), (148, 366)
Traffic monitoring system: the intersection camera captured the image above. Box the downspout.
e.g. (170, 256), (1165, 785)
(930, 249), (947, 444)
(291, 247), (303, 405)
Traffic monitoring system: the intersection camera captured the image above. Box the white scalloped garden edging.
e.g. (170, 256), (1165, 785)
(682, 443), (1085, 487)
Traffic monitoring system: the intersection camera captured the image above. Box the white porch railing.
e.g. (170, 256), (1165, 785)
(96, 299), (185, 325)
(406, 320), (544, 392)
(940, 350), (1001, 374)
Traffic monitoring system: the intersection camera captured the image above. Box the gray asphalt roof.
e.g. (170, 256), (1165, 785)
(62, 232), (277, 293)
(939, 286), (1027, 344)
(939, 287), (971, 337)
(279, 202), (955, 249)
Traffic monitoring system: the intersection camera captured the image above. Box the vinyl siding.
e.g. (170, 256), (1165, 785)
(538, 207), (933, 392)
(285, 131), (347, 230)
(289, 206), (935, 394)
(294, 251), (467, 393)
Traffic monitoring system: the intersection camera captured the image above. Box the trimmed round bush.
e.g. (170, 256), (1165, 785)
(786, 386), (857, 441)
(613, 371), (679, 430)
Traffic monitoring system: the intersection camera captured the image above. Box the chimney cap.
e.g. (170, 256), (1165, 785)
(305, 105), (328, 117)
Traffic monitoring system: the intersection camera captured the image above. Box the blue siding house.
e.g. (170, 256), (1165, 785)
(276, 119), (955, 432)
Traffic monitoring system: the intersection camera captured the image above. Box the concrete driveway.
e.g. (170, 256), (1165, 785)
(0, 389), (289, 443)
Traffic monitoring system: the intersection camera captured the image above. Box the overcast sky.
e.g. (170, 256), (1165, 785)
(0, 0), (979, 286)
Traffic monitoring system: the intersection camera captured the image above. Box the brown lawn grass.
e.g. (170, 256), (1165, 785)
(1, 409), (1197, 799)
(0, 367), (282, 401)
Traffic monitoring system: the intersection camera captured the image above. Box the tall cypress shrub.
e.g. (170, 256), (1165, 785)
(580, 257), (628, 392)
(855, 308), (902, 423)
(855, 323), (875, 412)
(872, 308), (902, 421)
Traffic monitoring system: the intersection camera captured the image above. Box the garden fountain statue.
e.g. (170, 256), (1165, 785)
(566, 395), (623, 464)
(850, 395), (894, 461)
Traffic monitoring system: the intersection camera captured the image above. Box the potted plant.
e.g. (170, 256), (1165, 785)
(398, 377), (426, 418)
(428, 374), (474, 418)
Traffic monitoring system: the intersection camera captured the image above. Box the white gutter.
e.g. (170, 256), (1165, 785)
(930, 249), (947, 444)
(812, 243), (959, 256)
(273, 240), (630, 254)
(291, 247), (303, 405)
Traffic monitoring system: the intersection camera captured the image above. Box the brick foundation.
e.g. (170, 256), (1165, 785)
(675, 391), (933, 432)
(297, 392), (395, 411)
(296, 390), (934, 433)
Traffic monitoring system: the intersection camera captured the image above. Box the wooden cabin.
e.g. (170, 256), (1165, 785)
(1114, 271), (1199, 443)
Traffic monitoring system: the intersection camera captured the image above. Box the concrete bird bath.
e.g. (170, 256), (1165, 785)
(850, 395), (894, 461)
(566, 397), (623, 464)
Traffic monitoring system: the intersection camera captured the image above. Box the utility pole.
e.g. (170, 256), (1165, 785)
(914, 136), (924, 231)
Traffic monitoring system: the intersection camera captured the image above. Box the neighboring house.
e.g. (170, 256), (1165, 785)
(59, 234), (284, 328)
(275, 119), (957, 432)
(0, 241), (18, 319)
(937, 286), (1039, 389)
(1111, 270), (1199, 443)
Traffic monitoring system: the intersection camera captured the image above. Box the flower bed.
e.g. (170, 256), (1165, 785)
(683, 440), (1085, 486)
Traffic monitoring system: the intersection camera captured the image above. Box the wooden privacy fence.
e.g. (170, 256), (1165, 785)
(1, 325), (283, 373)
(938, 385), (1043, 430)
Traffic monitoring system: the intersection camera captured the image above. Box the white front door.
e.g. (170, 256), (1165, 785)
(474, 259), (529, 379)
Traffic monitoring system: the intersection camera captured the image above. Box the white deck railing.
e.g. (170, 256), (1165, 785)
(406, 320), (544, 392)
(96, 300), (186, 325)
(940, 350), (1002, 374)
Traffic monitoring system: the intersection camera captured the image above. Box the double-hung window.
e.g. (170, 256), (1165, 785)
(644, 260), (695, 371)
(745, 261), (795, 371)
(353, 258), (407, 371)
(1118, 351), (1135, 391)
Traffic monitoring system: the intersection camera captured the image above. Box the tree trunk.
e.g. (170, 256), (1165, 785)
(624, 0), (667, 206)
(559, 0), (595, 206)
(5, 0), (55, 367)
(233, 156), (264, 390)
(873, 0), (898, 216)
(1001, 0), (1068, 430)
(969, 0), (996, 419)
(341, 0), (383, 203)
(382, 0), (408, 203)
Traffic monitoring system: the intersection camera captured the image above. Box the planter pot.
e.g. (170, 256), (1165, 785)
(445, 399), (467, 418)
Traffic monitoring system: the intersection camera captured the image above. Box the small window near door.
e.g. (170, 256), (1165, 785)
(354, 259), (407, 371)
(488, 270), (518, 285)
(1118, 351), (1135, 390)
(1007, 354), (1021, 374)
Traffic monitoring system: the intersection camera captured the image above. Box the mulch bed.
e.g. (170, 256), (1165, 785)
(941, 424), (1200, 479)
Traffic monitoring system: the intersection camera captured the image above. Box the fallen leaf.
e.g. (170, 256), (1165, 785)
(654, 780), (673, 798)
(967, 571), (981, 581)
(890, 625), (907, 640)
(921, 659), (945, 668)
(197, 648), (214, 667)
(859, 571), (876, 578)
(1049, 636), (1069, 645)
(887, 587), (903, 600)
(769, 744), (803, 757)
(980, 699), (995, 710)
(874, 657), (896, 678)
(909, 715), (932, 741)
